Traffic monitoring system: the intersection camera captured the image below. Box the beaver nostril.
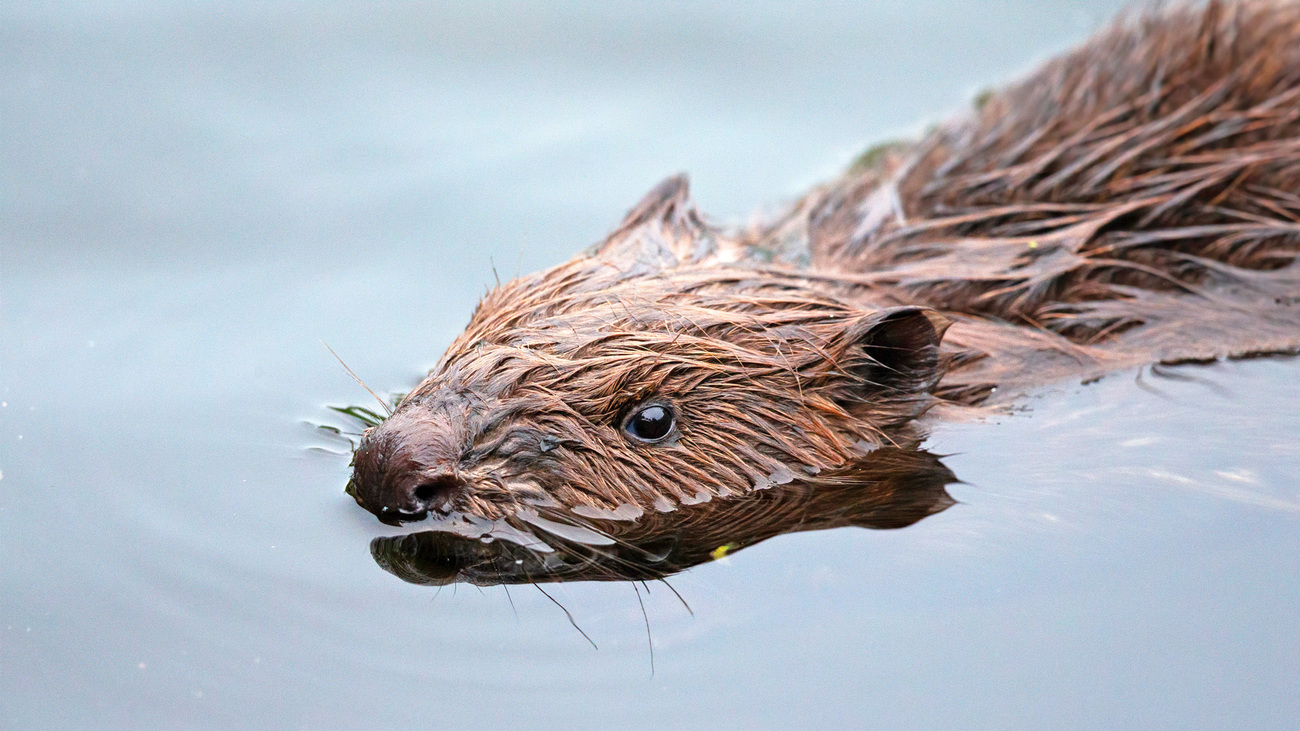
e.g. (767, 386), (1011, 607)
(412, 474), (460, 508)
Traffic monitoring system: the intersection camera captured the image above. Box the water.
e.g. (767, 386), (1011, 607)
(3, 2), (1297, 728)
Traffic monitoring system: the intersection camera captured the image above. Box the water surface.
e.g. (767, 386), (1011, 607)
(3, 2), (1297, 728)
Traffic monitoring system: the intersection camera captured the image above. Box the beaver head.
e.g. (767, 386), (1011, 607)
(348, 177), (948, 525)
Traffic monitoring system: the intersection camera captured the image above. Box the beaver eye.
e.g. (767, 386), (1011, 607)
(624, 404), (675, 443)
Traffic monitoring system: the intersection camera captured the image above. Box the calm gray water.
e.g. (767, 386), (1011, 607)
(3, 2), (1297, 729)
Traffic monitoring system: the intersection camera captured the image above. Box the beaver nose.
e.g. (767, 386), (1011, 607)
(366, 472), (464, 526)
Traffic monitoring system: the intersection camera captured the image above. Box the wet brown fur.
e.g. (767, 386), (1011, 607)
(350, 1), (1300, 526)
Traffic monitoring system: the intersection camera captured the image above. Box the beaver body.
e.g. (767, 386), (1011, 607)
(349, 1), (1300, 527)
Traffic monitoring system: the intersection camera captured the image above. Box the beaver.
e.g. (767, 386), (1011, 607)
(347, 0), (1300, 529)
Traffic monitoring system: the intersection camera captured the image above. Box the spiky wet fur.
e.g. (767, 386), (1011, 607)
(351, 1), (1300, 524)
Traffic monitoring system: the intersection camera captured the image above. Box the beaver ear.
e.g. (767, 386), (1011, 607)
(841, 307), (949, 397)
(588, 174), (717, 272)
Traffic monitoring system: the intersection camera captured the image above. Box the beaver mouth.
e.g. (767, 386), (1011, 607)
(373, 505), (435, 526)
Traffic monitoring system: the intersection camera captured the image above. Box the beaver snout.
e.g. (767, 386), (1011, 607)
(348, 411), (469, 524)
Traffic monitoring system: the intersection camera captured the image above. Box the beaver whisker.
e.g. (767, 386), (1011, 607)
(533, 583), (597, 650)
(632, 581), (654, 677)
(498, 573), (518, 621)
(528, 508), (670, 563)
(322, 340), (393, 418)
(659, 578), (693, 617)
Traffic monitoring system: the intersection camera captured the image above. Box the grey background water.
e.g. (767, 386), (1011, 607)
(2, 2), (1297, 728)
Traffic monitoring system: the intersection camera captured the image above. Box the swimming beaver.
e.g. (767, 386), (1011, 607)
(348, 1), (1300, 527)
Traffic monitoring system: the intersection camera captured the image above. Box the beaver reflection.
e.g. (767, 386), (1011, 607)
(370, 447), (955, 586)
